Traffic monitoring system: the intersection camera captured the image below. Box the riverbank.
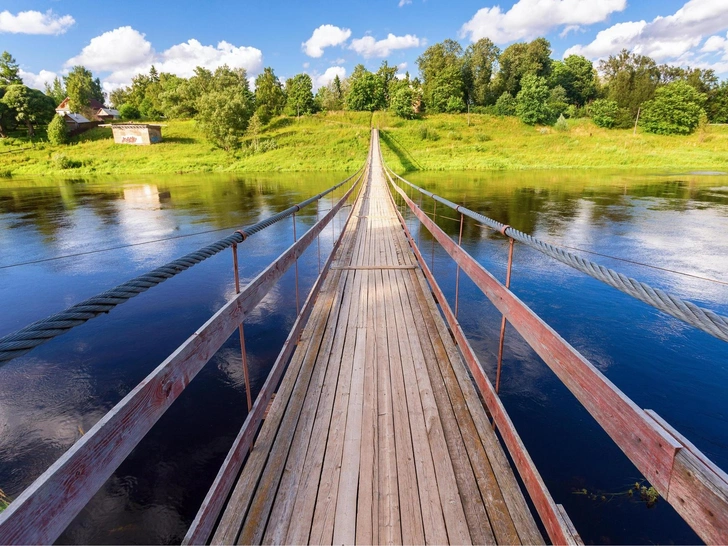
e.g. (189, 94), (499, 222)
(1, 111), (727, 176)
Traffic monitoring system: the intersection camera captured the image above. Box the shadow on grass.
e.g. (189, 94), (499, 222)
(163, 137), (196, 144)
(379, 130), (423, 172)
(266, 117), (294, 131)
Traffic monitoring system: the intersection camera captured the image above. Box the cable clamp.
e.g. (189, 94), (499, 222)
(499, 224), (511, 236)
(235, 230), (248, 241)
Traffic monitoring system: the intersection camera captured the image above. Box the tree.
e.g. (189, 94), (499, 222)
(391, 85), (416, 119)
(64, 66), (104, 116)
(494, 92), (517, 116)
(640, 81), (707, 135)
(0, 51), (22, 85)
(195, 66), (255, 150)
(547, 85), (569, 116)
(255, 67), (286, 123)
(376, 61), (398, 107)
(285, 73), (314, 116)
(550, 55), (597, 106)
(708, 81), (728, 123)
(417, 39), (464, 112)
(589, 99), (619, 128)
(1, 84), (56, 136)
(346, 65), (385, 111)
(44, 77), (66, 106)
(462, 38), (500, 106)
(494, 38), (552, 97)
(47, 114), (69, 145)
(246, 111), (263, 149)
(599, 50), (660, 115)
(516, 74), (551, 125)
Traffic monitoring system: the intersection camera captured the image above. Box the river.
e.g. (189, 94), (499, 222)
(0, 170), (727, 544)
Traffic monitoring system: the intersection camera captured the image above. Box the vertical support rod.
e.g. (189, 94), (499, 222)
(455, 213), (464, 318)
(232, 243), (252, 412)
(495, 237), (515, 394)
(431, 199), (437, 272)
(293, 212), (300, 315)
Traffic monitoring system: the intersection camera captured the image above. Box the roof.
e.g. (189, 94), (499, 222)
(63, 113), (90, 123)
(98, 108), (120, 116)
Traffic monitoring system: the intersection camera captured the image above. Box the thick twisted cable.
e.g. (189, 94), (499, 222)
(385, 166), (728, 344)
(0, 167), (363, 364)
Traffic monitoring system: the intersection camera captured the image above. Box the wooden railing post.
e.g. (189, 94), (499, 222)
(232, 242), (253, 412)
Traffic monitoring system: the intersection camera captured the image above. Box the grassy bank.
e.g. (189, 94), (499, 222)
(1, 110), (727, 176)
(374, 112), (728, 172)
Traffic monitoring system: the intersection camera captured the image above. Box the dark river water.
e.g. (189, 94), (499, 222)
(0, 170), (727, 544)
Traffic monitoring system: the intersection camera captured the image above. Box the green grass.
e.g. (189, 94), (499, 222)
(374, 111), (728, 172)
(1, 110), (727, 176)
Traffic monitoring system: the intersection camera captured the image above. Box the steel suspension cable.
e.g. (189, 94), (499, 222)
(0, 166), (365, 364)
(381, 157), (728, 344)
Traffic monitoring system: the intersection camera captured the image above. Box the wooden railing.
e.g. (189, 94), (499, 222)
(0, 156), (368, 545)
(384, 164), (728, 546)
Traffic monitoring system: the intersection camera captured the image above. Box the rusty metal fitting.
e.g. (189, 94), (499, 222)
(235, 230), (248, 241)
(499, 224), (511, 236)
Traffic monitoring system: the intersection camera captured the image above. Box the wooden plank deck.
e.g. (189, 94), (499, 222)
(212, 134), (544, 545)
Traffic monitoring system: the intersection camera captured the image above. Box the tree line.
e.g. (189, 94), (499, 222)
(3, 35), (728, 149)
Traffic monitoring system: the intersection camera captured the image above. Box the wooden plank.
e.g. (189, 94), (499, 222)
(375, 269), (401, 545)
(390, 178), (682, 495)
(387, 268), (447, 545)
(260, 268), (353, 544)
(406, 268), (503, 546)
(331, 265), (417, 270)
(284, 272), (359, 544)
(308, 269), (363, 544)
(392, 269), (472, 545)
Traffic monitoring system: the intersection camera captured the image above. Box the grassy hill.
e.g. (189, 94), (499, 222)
(1, 110), (727, 177)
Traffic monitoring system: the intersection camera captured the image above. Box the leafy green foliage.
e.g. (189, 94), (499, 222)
(462, 38), (500, 106)
(516, 74), (552, 125)
(554, 113), (569, 132)
(346, 65), (385, 111)
(427, 65), (465, 113)
(547, 85), (569, 117)
(391, 86), (416, 119)
(494, 38), (552, 97)
(640, 81), (707, 135)
(550, 55), (597, 107)
(285, 73), (314, 116)
(0, 51), (22, 85)
(44, 77), (66, 106)
(708, 81), (728, 123)
(64, 66), (104, 116)
(417, 40), (465, 113)
(119, 103), (141, 120)
(47, 114), (69, 145)
(195, 66), (255, 151)
(494, 92), (517, 116)
(2, 84), (56, 136)
(599, 50), (659, 116)
(255, 67), (286, 123)
(589, 99), (620, 128)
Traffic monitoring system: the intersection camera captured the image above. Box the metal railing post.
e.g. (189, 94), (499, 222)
(455, 213), (464, 318)
(293, 212), (300, 315)
(431, 199), (437, 272)
(232, 242), (253, 412)
(495, 237), (515, 394)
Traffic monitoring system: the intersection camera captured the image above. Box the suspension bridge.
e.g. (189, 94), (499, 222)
(0, 130), (726, 545)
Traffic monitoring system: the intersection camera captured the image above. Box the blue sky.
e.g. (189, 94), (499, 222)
(2, 0), (728, 95)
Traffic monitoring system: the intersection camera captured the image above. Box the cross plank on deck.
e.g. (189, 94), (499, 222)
(212, 133), (544, 545)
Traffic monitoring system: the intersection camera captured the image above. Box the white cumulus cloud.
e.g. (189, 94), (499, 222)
(565, 0), (728, 62)
(349, 33), (423, 58)
(64, 26), (263, 92)
(0, 9), (74, 35)
(314, 66), (346, 90)
(460, 0), (626, 43)
(18, 69), (58, 90)
(302, 24), (352, 58)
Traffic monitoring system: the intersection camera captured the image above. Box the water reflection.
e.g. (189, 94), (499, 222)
(0, 169), (727, 544)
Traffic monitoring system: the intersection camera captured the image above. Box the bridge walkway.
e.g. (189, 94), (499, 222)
(212, 133), (543, 545)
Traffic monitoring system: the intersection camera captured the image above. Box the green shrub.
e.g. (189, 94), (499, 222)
(0, 169), (12, 178)
(640, 81), (707, 135)
(494, 92), (517, 116)
(589, 99), (619, 128)
(51, 153), (81, 170)
(391, 86), (416, 119)
(475, 133), (492, 142)
(516, 75), (552, 125)
(416, 126), (440, 141)
(46, 115), (69, 145)
(119, 104), (141, 120)
(444, 95), (466, 113)
(554, 114), (569, 132)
